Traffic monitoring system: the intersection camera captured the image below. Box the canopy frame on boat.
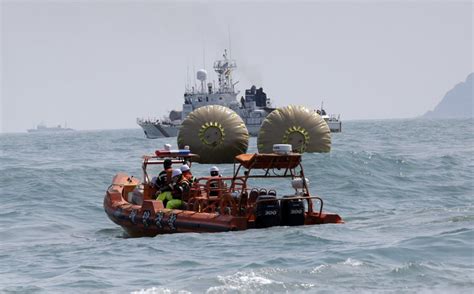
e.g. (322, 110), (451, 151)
(230, 153), (316, 212)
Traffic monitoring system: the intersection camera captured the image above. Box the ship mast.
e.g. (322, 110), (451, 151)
(213, 49), (237, 94)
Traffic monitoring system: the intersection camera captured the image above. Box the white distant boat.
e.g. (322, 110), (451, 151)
(316, 102), (342, 133)
(27, 123), (74, 133)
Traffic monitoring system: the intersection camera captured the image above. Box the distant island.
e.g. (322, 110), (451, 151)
(423, 73), (473, 118)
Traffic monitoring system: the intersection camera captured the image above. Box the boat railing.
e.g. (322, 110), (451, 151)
(186, 175), (324, 216)
(326, 114), (340, 121)
(188, 176), (234, 199)
(186, 176), (247, 214)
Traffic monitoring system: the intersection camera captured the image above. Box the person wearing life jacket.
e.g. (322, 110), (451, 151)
(172, 168), (190, 201)
(209, 166), (222, 196)
(157, 168), (189, 209)
(180, 164), (196, 184)
(155, 159), (173, 203)
(156, 159), (173, 189)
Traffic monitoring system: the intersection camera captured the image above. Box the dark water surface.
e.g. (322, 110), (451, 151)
(1, 119), (473, 293)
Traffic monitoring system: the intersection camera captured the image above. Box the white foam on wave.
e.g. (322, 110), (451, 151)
(130, 287), (191, 294)
(206, 271), (283, 293)
(310, 259), (363, 274)
(342, 258), (363, 267)
(391, 261), (425, 274)
(310, 264), (328, 274)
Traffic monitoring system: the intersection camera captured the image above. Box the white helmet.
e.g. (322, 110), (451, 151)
(171, 168), (182, 178)
(180, 164), (190, 172)
(210, 166), (219, 173)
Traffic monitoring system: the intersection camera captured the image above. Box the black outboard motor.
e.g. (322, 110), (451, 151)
(280, 196), (305, 226)
(255, 195), (280, 228)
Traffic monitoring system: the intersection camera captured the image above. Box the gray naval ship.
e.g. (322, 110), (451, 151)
(137, 50), (341, 138)
(137, 50), (274, 138)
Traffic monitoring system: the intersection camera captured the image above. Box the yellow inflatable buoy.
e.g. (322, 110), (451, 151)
(257, 105), (331, 153)
(177, 105), (249, 163)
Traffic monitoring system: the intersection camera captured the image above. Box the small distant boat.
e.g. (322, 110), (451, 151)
(317, 102), (342, 132)
(27, 123), (74, 133)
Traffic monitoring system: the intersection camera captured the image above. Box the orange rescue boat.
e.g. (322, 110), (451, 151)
(104, 150), (343, 237)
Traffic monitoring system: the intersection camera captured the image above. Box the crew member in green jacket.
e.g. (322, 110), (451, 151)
(157, 168), (189, 209)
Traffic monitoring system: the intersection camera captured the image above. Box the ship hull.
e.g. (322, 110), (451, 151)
(138, 122), (179, 138)
(327, 120), (342, 132)
(138, 120), (340, 138)
(140, 121), (261, 138)
(247, 124), (261, 136)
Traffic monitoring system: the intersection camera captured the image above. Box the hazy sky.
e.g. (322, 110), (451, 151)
(1, 0), (473, 133)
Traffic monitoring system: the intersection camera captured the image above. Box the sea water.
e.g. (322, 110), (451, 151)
(0, 119), (473, 293)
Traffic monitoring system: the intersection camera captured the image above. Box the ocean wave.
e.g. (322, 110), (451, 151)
(1, 120), (473, 293)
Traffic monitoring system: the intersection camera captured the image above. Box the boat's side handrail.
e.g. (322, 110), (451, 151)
(186, 177), (248, 214)
(190, 176), (237, 198)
